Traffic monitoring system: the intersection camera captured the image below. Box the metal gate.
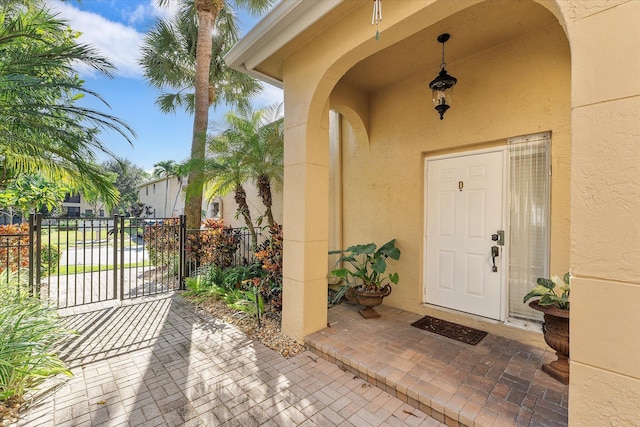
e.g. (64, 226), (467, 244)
(7, 214), (186, 308)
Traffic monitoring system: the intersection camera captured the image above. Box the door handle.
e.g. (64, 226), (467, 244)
(491, 246), (499, 272)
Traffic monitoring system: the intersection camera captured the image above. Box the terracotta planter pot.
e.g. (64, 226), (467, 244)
(529, 300), (570, 384)
(350, 285), (392, 318)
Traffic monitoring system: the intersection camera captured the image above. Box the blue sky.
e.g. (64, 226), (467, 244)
(48, 0), (283, 171)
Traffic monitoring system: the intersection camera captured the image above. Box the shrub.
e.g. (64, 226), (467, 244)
(254, 224), (283, 310)
(143, 218), (180, 267)
(0, 271), (76, 403)
(186, 219), (240, 269)
(0, 224), (30, 274)
(40, 244), (61, 277)
(184, 263), (266, 319)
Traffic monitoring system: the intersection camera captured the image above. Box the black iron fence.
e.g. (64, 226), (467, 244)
(0, 214), (260, 307)
(185, 227), (260, 275)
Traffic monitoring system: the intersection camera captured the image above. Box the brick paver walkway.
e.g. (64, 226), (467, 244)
(17, 294), (443, 426)
(306, 304), (569, 427)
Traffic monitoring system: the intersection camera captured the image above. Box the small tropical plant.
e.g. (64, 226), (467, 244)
(523, 272), (570, 310)
(0, 271), (76, 404)
(40, 244), (61, 277)
(329, 239), (401, 292)
(231, 281), (264, 320)
(254, 224), (283, 310)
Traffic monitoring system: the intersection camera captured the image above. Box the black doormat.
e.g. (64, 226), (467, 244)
(411, 316), (487, 345)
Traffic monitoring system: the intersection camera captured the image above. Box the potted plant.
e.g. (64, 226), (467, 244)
(329, 239), (401, 318)
(523, 272), (570, 384)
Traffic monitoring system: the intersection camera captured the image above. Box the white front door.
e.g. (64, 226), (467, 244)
(425, 150), (505, 320)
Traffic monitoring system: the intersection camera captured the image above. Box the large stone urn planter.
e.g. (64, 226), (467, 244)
(529, 300), (570, 384)
(346, 285), (392, 319)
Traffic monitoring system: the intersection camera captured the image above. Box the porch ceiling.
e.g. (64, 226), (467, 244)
(341, 0), (558, 92)
(248, 0), (558, 93)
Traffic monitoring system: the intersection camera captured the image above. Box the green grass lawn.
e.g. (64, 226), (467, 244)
(40, 222), (143, 249)
(57, 261), (153, 275)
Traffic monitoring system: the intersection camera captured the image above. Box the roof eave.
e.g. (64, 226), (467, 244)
(225, 0), (343, 86)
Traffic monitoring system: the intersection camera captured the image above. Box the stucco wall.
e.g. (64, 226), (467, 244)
(138, 177), (282, 229)
(565, 0), (640, 424)
(138, 177), (185, 218)
(254, 0), (638, 422)
(339, 23), (571, 321)
(218, 184), (283, 229)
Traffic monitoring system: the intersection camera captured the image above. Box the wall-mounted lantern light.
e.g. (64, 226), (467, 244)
(429, 33), (457, 120)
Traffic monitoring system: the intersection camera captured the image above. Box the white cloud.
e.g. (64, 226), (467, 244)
(150, 0), (181, 22)
(49, 0), (145, 79)
(127, 4), (148, 26)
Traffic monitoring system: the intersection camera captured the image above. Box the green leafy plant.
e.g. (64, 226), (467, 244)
(186, 219), (241, 269)
(143, 218), (180, 267)
(0, 224), (30, 274)
(329, 239), (401, 292)
(230, 284), (264, 320)
(0, 271), (76, 403)
(40, 244), (61, 277)
(254, 224), (283, 310)
(523, 272), (570, 309)
(222, 264), (264, 290)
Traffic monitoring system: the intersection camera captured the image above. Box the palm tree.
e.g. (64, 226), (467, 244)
(218, 103), (283, 227)
(248, 104), (283, 227)
(196, 104), (283, 245)
(152, 160), (178, 217)
(0, 4), (134, 206)
(141, 0), (272, 229)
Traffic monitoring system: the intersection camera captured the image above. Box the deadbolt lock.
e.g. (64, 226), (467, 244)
(491, 230), (505, 246)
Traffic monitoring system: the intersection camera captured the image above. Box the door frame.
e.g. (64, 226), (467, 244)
(422, 146), (510, 321)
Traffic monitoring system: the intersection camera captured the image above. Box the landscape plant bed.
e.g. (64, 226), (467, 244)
(183, 294), (305, 359)
(0, 397), (21, 425)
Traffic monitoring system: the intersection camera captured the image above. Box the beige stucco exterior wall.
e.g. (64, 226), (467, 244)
(278, 0), (575, 344)
(563, 0), (640, 424)
(218, 184), (283, 229)
(269, 0), (639, 423)
(339, 24), (571, 320)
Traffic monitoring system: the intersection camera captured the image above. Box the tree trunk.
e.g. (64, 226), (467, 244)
(257, 174), (274, 227)
(185, 0), (220, 230)
(234, 184), (257, 248)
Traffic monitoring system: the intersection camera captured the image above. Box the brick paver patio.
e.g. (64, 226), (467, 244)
(16, 294), (444, 426)
(305, 304), (569, 427)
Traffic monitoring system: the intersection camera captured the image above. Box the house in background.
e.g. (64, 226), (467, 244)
(226, 0), (639, 424)
(138, 176), (283, 229)
(61, 193), (107, 218)
(138, 175), (186, 218)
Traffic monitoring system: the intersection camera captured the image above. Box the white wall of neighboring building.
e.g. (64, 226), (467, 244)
(138, 176), (283, 229)
(62, 194), (108, 218)
(138, 176), (186, 218)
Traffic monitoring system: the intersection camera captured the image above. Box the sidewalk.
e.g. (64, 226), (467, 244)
(17, 294), (443, 426)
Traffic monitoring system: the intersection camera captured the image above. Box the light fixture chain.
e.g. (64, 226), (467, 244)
(372, 0), (382, 40)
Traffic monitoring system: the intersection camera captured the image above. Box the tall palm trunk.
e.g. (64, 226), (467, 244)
(185, 0), (220, 229)
(257, 174), (274, 227)
(234, 184), (257, 248)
